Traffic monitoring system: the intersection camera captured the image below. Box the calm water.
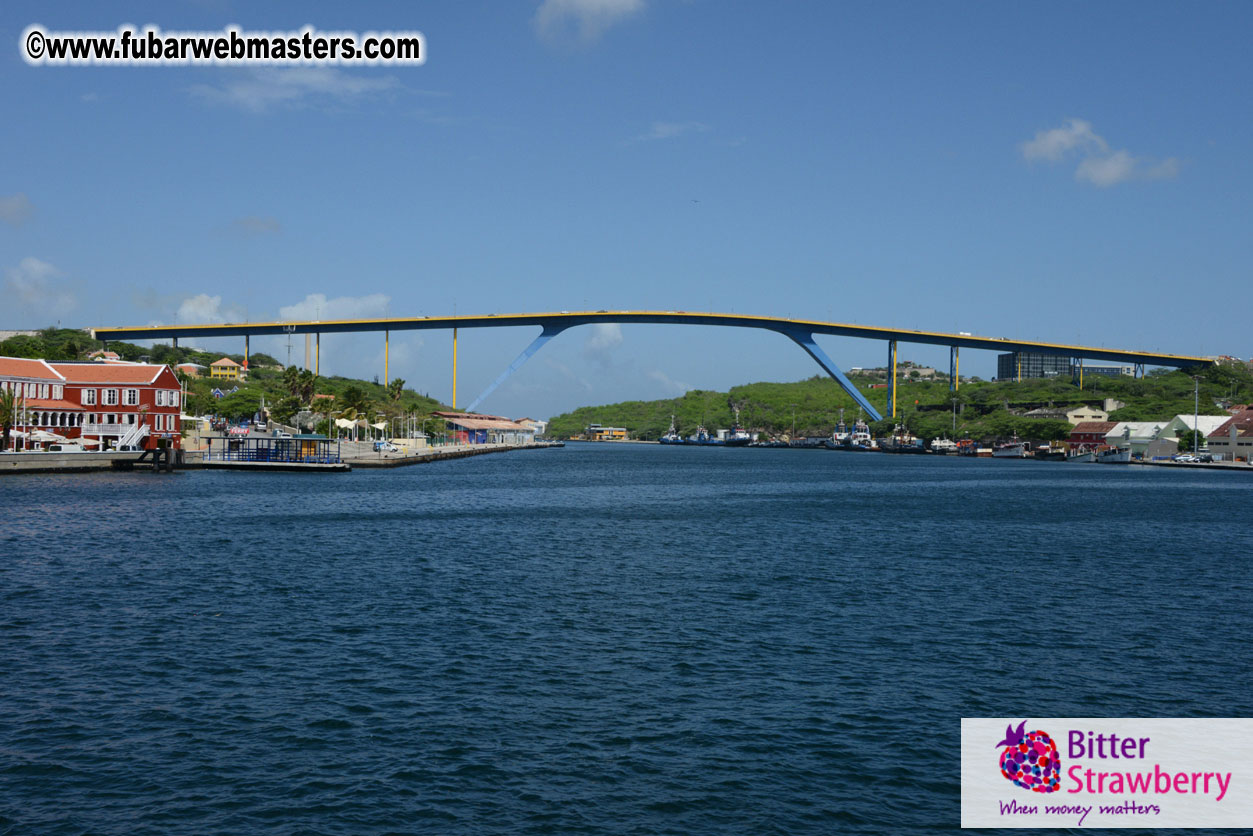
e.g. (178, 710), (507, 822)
(2, 446), (1251, 834)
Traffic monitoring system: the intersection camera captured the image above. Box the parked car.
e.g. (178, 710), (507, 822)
(1173, 454), (1200, 463)
(274, 430), (292, 439)
(373, 441), (399, 453)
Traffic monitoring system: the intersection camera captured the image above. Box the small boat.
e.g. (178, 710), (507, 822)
(1066, 450), (1095, 463)
(992, 438), (1027, 458)
(1033, 443), (1067, 462)
(880, 425), (927, 453)
(956, 439), (980, 457)
(829, 416), (850, 449)
(659, 415), (685, 445)
(688, 425), (724, 445)
(930, 438), (958, 454)
(1096, 446), (1132, 464)
(720, 407), (753, 446)
(846, 419), (874, 451)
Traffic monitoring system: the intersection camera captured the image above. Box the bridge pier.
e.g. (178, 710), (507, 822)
(950, 346), (959, 391)
(316, 333), (320, 376)
(452, 328), (458, 409)
(244, 335), (250, 372)
(887, 340), (898, 419)
(384, 330), (389, 386)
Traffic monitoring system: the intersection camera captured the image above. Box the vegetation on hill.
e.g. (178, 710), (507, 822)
(0, 328), (449, 431)
(547, 362), (1253, 443)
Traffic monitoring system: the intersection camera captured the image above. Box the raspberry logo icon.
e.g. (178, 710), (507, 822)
(996, 720), (1061, 793)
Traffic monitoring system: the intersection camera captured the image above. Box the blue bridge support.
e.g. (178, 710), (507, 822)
(464, 324), (570, 414)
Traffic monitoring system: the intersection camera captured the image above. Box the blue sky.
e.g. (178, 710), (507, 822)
(3, 1), (1250, 418)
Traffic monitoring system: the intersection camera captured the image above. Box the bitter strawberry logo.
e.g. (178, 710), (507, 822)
(996, 720), (1061, 793)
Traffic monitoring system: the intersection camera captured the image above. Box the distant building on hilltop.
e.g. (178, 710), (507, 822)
(210, 357), (243, 381)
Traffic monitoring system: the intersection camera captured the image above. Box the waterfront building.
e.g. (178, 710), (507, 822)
(1206, 409), (1253, 461)
(515, 417), (548, 437)
(210, 357), (243, 380)
(434, 411), (536, 445)
(1068, 420), (1118, 451)
(2, 356), (181, 451)
(1104, 421), (1167, 456)
(88, 350), (121, 361)
(585, 424), (628, 441)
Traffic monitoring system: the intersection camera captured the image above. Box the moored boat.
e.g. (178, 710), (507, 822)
(1096, 445), (1132, 464)
(930, 438), (958, 454)
(992, 438), (1027, 458)
(659, 414), (685, 445)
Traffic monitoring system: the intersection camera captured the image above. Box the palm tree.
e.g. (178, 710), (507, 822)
(298, 369), (316, 403)
(387, 378), (406, 402)
(340, 385), (370, 414)
(282, 365), (300, 397)
(0, 386), (16, 451)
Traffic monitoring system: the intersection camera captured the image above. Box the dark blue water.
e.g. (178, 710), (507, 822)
(3, 446), (1251, 834)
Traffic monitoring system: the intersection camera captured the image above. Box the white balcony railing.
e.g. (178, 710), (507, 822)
(81, 423), (133, 436)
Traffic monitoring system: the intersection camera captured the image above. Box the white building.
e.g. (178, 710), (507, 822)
(1104, 421), (1167, 456)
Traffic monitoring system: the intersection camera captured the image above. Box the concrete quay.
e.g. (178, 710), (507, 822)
(344, 440), (563, 469)
(0, 450), (145, 474)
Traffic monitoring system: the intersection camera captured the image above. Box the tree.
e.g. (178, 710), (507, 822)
(340, 385), (370, 414)
(272, 396), (302, 425)
(387, 378), (406, 402)
(282, 366), (300, 397)
(0, 386), (16, 450)
(298, 370), (316, 403)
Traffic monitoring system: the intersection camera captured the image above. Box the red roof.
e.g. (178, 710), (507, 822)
(0, 356), (65, 381)
(50, 363), (168, 384)
(1071, 421), (1118, 435)
(1209, 409), (1253, 440)
(18, 398), (82, 410)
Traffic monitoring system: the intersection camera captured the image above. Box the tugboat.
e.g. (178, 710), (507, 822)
(826, 411), (851, 450)
(721, 407), (753, 447)
(846, 418), (875, 451)
(659, 415), (685, 445)
(992, 437), (1027, 458)
(688, 425), (724, 445)
(879, 424), (927, 453)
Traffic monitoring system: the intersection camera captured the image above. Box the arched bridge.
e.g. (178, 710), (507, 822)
(93, 311), (1212, 422)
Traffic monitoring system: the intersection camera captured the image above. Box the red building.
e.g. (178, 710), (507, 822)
(1, 356), (181, 451)
(1069, 420), (1118, 451)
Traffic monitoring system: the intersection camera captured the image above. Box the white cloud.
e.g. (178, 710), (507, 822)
(632, 121), (709, 142)
(534, 0), (644, 45)
(4, 257), (75, 313)
(1020, 118), (1107, 161)
(0, 193), (33, 226)
(232, 216), (282, 236)
(1074, 151), (1181, 187)
(647, 369), (690, 396)
(191, 67), (398, 112)
(279, 292), (392, 322)
(1020, 118), (1179, 188)
(584, 322), (623, 351)
(177, 293), (230, 323)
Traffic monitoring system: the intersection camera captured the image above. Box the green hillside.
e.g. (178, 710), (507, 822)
(547, 362), (1251, 443)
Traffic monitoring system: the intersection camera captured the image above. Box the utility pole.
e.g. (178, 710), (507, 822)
(1193, 374), (1201, 454)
